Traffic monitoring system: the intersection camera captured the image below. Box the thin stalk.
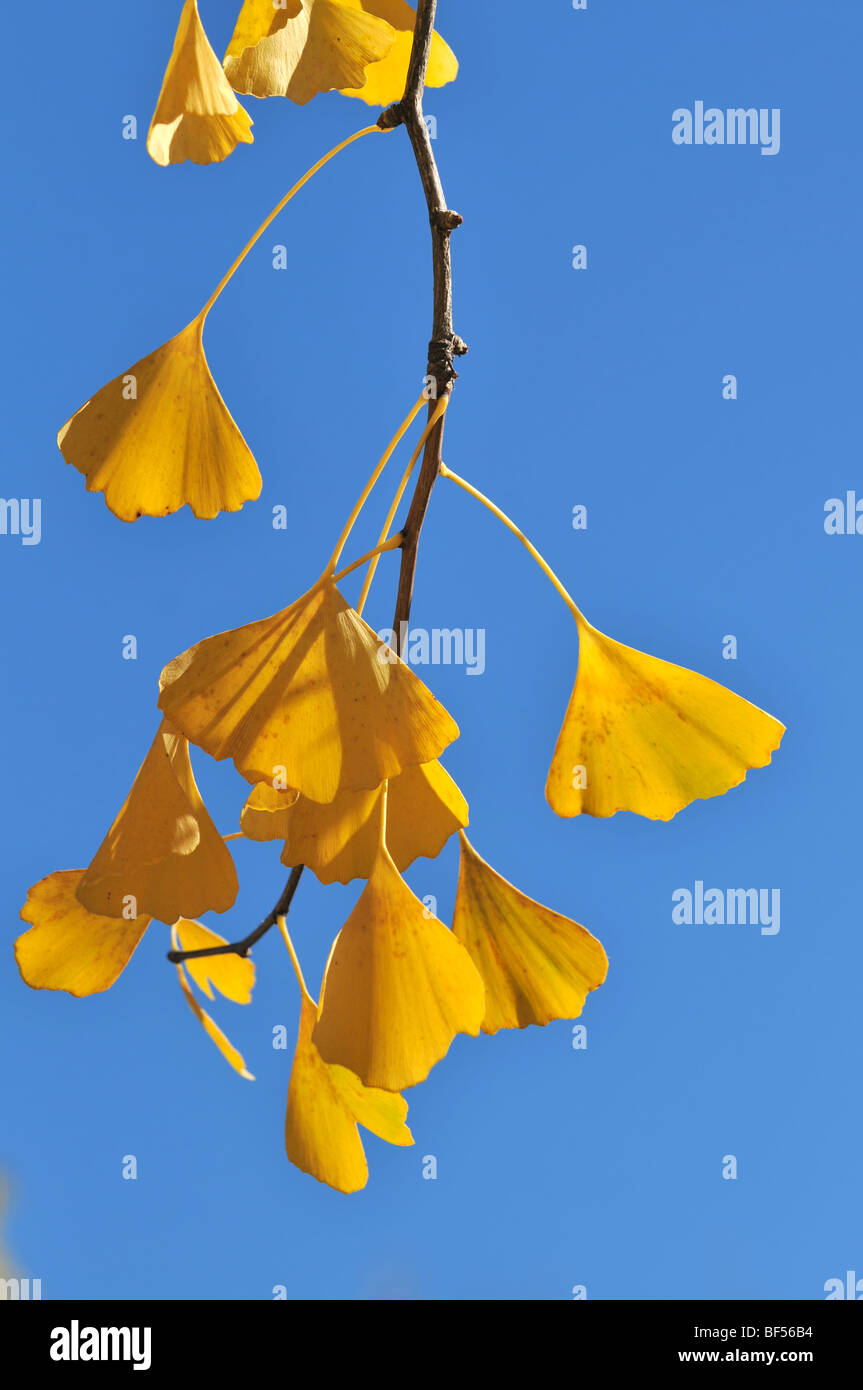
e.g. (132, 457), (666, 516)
(200, 125), (386, 318)
(357, 396), (448, 616)
(331, 533), (403, 585)
(326, 396), (425, 572)
(440, 465), (585, 623)
(277, 916), (316, 1009)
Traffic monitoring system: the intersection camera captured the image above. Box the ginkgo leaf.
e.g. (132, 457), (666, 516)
(224, 0), (396, 104)
(58, 316), (262, 522)
(172, 929), (254, 1080)
(158, 576), (459, 802)
(174, 919), (255, 1003)
(546, 617), (785, 820)
(286, 995), (413, 1192)
(148, 0), (254, 166)
(76, 721), (239, 925)
(276, 759), (468, 884)
(340, 1), (458, 105)
(239, 781), (300, 840)
(313, 804), (485, 1090)
(451, 833), (608, 1034)
(16, 870), (150, 997)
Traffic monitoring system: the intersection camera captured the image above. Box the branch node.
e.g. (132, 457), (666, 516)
(432, 209), (463, 230)
(427, 337), (459, 391)
(378, 102), (405, 130)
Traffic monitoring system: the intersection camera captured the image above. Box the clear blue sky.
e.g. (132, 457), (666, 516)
(2, 0), (860, 1300)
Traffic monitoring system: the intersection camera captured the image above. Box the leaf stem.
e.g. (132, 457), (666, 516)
(200, 125), (387, 319)
(277, 915), (316, 1008)
(331, 533), (403, 584)
(326, 396), (425, 572)
(440, 464), (585, 623)
(357, 396), (448, 616)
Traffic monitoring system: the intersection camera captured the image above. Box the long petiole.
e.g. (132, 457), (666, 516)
(440, 464), (585, 623)
(277, 915), (316, 1009)
(331, 533), (403, 585)
(200, 125), (387, 319)
(357, 396), (449, 617)
(326, 397), (426, 572)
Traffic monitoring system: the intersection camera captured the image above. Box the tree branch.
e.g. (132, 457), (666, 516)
(168, 0), (461, 966)
(379, 0), (466, 648)
(166, 867), (304, 963)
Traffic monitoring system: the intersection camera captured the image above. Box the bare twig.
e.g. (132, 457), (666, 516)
(379, 0), (466, 647)
(168, 0), (461, 967)
(166, 867), (304, 963)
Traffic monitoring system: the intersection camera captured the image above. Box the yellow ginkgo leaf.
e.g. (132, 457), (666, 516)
(173, 919), (255, 1003)
(286, 995), (413, 1192)
(172, 926), (254, 1080)
(224, 0), (396, 104)
(57, 316), (262, 522)
(76, 721), (239, 925)
(546, 617), (785, 820)
(147, 0), (254, 166)
(276, 759), (467, 884)
(452, 833), (608, 1034)
(16, 870), (150, 997)
(340, 1), (458, 105)
(239, 781), (300, 840)
(313, 800), (485, 1090)
(158, 576), (459, 802)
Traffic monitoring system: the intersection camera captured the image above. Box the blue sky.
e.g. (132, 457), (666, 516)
(1, 0), (860, 1300)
